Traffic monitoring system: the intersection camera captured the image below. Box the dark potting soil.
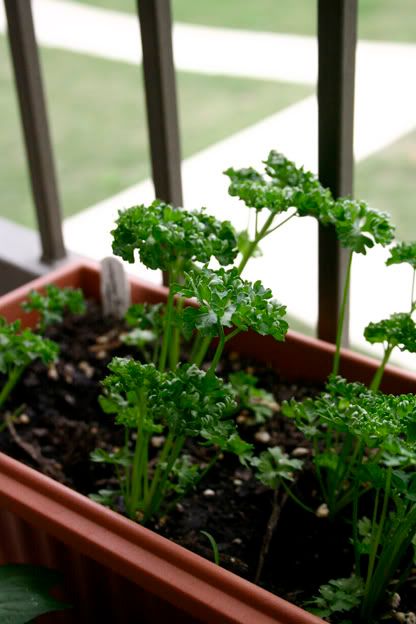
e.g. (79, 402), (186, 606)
(0, 302), (414, 624)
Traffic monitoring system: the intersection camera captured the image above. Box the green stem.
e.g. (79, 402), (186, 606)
(370, 344), (394, 392)
(332, 250), (354, 376)
(281, 481), (315, 514)
(0, 366), (25, 412)
(170, 296), (184, 370)
(265, 211), (296, 235)
(192, 335), (212, 368)
(159, 271), (175, 372)
(147, 434), (186, 520)
(207, 327), (225, 376)
(411, 269), (415, 311)
(363, 467), (392, 600)
(237, 212), (275, 275)
(129, 398), (146, 517)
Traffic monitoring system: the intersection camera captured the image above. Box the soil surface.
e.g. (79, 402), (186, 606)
(1, 302), (414, 624)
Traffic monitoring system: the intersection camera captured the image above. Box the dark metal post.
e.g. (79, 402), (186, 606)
(4, 0), (66, 263)
(136, 0), (183, 208)
(317, 0), (357, 343)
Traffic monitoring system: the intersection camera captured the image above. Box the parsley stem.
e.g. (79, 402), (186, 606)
(370, 344), (393, 392)
(363, 466), (392, 602)
(332, 250), (354, 376)
(237, 212), (275, 275)
(159, 270), (175, 371)
(0, 365), (24, 412)
(192, 335), (212, 367)
(208, 327), (226, 376)
(411, 269), (415, 311)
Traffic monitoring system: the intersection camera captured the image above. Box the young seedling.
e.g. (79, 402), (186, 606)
(200, 531), (220, 566)
(22, 284), (86, 332)
(224, 151), (334, 274)
(93, 357), (252, 523)
(0, 318), (58, 414)
(251, 446), (304, 583)
(229, 371), (277, 424)
(112, 201), (238, 371)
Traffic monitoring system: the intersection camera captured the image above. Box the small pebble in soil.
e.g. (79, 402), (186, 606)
(254, 430), (271, 444)
(18, 413), (30, 425)
(391, 593), (401, 609)
(176, 503), (184, 513)
(95, 350), (107, 360)
(64, 364), (75, 384)
(233, 479), (243, 486)
(203, 489), (216, 498)
(236, 413), (248, 424)
(291, 447), (310, 457)
(78, 360), (95, 378)
(48, 364), (59, 380)
(315, 503), (329, 518)
(90, 426), (98, 435)
(395, 613), (416, 624)
(232, 538), (242, 545)
(151, 435), (166, 448)
(63, 393), (76, 405)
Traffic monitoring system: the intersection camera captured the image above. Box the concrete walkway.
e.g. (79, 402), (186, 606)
(1, 0), (416, 367)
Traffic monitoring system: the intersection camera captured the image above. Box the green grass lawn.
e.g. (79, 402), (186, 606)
(356, 130), (416, 241)
(76, 0), (416, 43)
(0, 36), (311, 228)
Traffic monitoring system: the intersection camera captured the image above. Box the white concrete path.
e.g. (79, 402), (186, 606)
(1, 0), (416, 367)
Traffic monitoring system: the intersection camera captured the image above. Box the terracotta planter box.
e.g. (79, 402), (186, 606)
(0, 260), (415, 624)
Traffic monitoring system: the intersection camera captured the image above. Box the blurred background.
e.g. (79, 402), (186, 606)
(1, 0), (415, 367)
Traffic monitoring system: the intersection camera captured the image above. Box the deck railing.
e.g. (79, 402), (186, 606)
(2, 0), (357, 345)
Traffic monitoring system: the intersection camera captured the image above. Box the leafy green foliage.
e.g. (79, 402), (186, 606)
(386, 241), (416, 269)
(169, 455), (201, 495)
(0, 318), (58, 374)
(364, 312), (416, 352)
(122, 303), (164, 352)
(125, 302), (164, 333)
(0, 564), (69, 624)
(96, 356), (251, 520)
(224, 151), (334, 222)
(285, 375), (416, 448)
(229, 371), (276, 423)
(311, 576), (364, 618)
(22, 285), (85, 332)
(111, 200), (238, 270)
(252, 446), (303, 489)
(178, 266), (288, 341)
(330, 198), (395, 254)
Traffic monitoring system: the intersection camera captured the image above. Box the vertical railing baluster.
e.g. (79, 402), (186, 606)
(317, 0), (358, 344)
(4, 0), (66, 263)
(136, 0), (183, 208)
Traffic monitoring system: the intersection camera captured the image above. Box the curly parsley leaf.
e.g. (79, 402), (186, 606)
(386, 241), (416, 269)
(0, 318), (58, 374)
(178, 266), (288, 341)
(364, 312), (416, 352)
(111, 200), (238, 270)
(330, 199), (395, 254)
(22, 285), (85, 332)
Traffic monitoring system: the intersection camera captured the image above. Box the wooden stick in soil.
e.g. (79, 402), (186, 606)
(255, 488), (288, 584)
